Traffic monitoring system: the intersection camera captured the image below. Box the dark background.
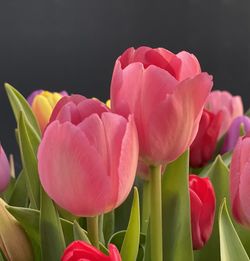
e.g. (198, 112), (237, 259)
(0, 0), (250, 161)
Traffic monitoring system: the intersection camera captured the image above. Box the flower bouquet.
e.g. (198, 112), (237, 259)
(0, 46), (250, 261)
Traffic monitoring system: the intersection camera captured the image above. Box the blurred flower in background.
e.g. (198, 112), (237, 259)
(205, 90), (243, 139)
(27, 90), (68, 132)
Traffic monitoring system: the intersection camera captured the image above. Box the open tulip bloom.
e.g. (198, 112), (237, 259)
(0, 47), (250, 261)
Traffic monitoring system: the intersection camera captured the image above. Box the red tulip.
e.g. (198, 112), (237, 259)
(189, 175), (216, 250)
(205, 90), (243, 138)
(38, 95), (139, 216)
(190, 109), (222, 168)
(0, 145), (10, 193)
(230, 134), (250, 227)
(61, 241), (121, 261)
(111, 46), (212, 165)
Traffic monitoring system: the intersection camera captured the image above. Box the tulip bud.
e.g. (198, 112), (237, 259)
(190, 109), (222, 168)
(27, 90), (68, 133)
(205, 90), (243, 138)
(221, 116), (250, 154)
(111, 46), (212, 165)
(189, 175), (216, 250)
(0, 145), (10, 193)
(38, 95), (139, 217)
(230, 134), (250, 227)
(0, 199), (33, 260)
(61, 241), (121, 261)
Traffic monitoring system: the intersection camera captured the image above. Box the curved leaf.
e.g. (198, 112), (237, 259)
(5, 83), (41, 135)
(219, 199), (250, 261)
(120, 187), (140, 261)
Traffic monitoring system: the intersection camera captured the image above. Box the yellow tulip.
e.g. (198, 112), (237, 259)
(31, 91), (63, 132)
(106, 99), (111, 109)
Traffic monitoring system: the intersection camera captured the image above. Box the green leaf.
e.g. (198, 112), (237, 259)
(8, 171), (28, 207)
(7, 205), (75, 252)
(5, 83), (41, 135)
(162, 150), (193, 261)
(40, 189), (65, 261)
(219, 199), (250, 261)
(18, 112), (41, 209)
(73, 220), (90, 243)
(120, 187), (140, 261)
(109, 231), (145, 261)
(195, 155), (229, 261)
(61, 219), (74, 246)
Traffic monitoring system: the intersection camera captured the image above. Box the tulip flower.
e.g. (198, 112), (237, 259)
(27, 90), (68, 133)
(190, 109), (222, 168)
(0, 199), (33, 260)
(61, 241), (121, 261)
(230, 134), (250, 227)
(0, 145), (10, 193)
(205, 90), (243, 138)
(111, 46), (213, 164)
(221, 116), (250, 154)
(38, 95), (139, 217)
(189, 175), (216, 250)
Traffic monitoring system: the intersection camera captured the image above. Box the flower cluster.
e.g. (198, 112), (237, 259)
(0, 46), (249, 261)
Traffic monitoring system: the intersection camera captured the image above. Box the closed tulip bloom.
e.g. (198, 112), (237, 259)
(205, 90), (243, 138)
(189, 175), (216, 250)
(221, 116), (250, 154)
(111, 46), (212, 164)
(61, 241), (121, 261)
(230, 134), (250, 227)
(38, 95), (139, 216)
(0, 145), (10, 193)
(190, 109), (222, 168)
(28, 90), (68, 132)
(0, 199), (33, 261)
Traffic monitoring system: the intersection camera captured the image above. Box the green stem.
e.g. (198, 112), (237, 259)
(87, 216), (99, 249)
(150, 165), (163, 261)
(142, 180), (151, 234)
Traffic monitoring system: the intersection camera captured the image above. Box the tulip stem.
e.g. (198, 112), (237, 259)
(150, 165), (163, 261)
(142, 180), (151, 234)
(87, 216), (99, 249)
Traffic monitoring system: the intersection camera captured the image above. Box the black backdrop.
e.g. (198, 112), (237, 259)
(1, 0), (250, 159)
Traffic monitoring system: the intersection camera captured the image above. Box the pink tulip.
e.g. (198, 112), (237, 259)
(38, 95), (139, 216)
(205, 90), (243, 138)
(230, 134), (250, 227)
(189, 175), (216, 250)
(0, 145), (10, 193)
(61, 241), (121, 261)
(111, 46), (213, 164)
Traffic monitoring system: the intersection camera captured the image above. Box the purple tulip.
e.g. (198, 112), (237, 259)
(0, 145), (10, 192)
(27, 90), (68, 106)
(27, 90), (43, 106)
(221, 116), (250, 154)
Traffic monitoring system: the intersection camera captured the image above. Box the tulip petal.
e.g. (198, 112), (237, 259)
(77, 99), (109, 121)
(38, 120), (111, 216)
(143, 73), (212, 163)
(190, 189), (203, 249)
(50, 95), (86, 123)
(176, 51), (201, 81)
(32, 95), (53, 132)
(55, 102), (82, 125)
